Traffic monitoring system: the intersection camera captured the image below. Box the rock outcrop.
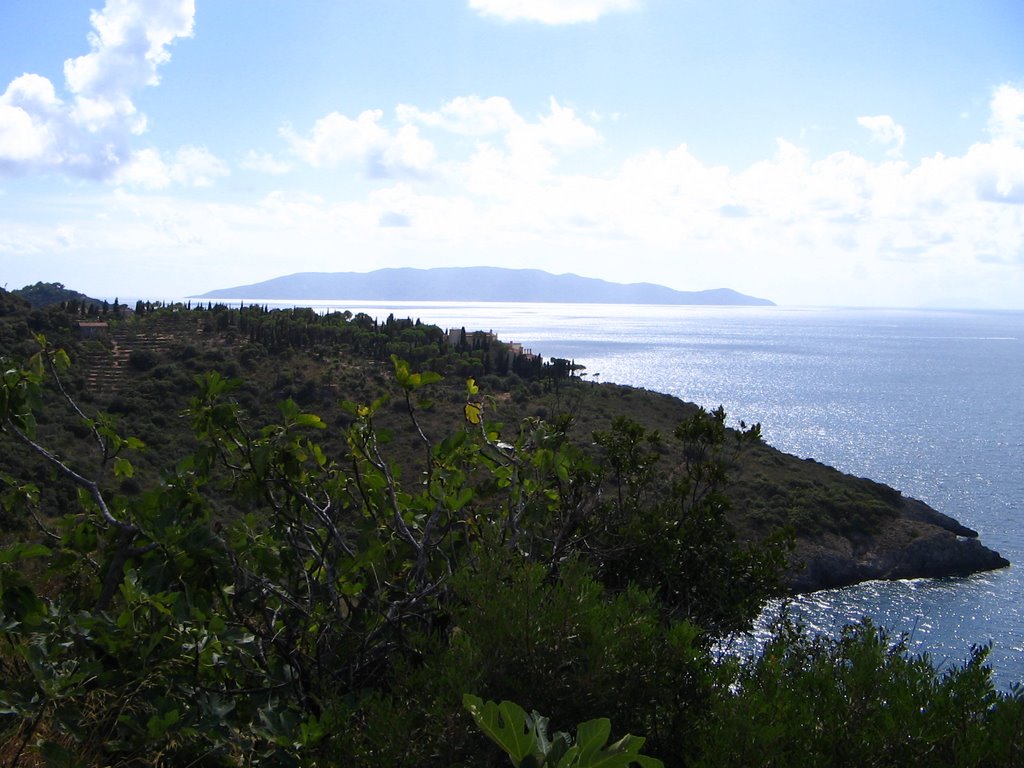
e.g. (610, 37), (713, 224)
(785, 497), (1010, 593)
(717, 424), (1010, 595)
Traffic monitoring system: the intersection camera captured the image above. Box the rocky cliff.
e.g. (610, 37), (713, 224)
(724, 444), (1010, 593)
(786, 497), (1010, 593)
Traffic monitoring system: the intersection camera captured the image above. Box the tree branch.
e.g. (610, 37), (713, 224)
(7, 423), (136, 535)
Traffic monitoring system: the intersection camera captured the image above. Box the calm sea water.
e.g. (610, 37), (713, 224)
(232, 301), (1024, 686)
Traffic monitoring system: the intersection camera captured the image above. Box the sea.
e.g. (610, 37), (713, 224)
(192, 300), (1024, 687)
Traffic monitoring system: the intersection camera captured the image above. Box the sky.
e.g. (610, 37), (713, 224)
(1, 0), (1023, 308)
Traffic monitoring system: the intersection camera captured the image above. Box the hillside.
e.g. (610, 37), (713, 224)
(0, 290), (1004, 593)
(194, 266), (776, 306)
(11, 280), (109, 310)
(1, 288), (1018, 766)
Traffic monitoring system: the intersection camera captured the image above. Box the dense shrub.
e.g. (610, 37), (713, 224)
(128, 348), (158, 371)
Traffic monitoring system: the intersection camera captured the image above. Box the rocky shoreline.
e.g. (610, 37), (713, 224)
(785, 495), (1010, 593)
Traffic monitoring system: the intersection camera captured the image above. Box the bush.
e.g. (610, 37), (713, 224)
(696, 618), (1024, 767)
(128, 348), (158, 371)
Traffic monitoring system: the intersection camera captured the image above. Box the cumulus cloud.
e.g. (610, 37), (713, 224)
(400, 93), (603, 152)
(167, 145), (230, 187)
(397, 95), (520, 136)
(113, 145), (229, 189)
(535, 97), (603, 149)
(241, 151), (293, 175)
(282, 110), (437, 179)
(468, 0), (639, 24)
(0, 76), (61, 166)
(0, 0), (194, 179)
(923, 84), (1024, 205)
(988, 83), (1024, 144)
(857, 115), (906, 157)
(398, 95), (600, 187)
(963, 136), (1024, 204)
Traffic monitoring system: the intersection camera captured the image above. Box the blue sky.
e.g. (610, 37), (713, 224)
(2, 0), (1023, 307)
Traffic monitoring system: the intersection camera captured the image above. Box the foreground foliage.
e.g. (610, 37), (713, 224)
(464, 694), (662, 767)
(0, 324), (1021, 766)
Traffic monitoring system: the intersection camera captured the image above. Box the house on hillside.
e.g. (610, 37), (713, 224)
(504, 341), (538, 365)
(76, 321), (108, 338)
(446, 328), (502, 349)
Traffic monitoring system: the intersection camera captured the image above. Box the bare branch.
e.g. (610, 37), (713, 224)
(7, 423), (136, 535)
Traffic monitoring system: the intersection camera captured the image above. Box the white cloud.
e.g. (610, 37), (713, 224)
(282, 110), (437, 178)
(988, 83), (1024, 144)
(169, 145), (230, 187)
(64, 0), (194, 99)
(0, 75), (64, 168)
(397, 95), (520, 136)
(381, 125), (438, 177)
(283, 110), (386, 168)
(399, 95), (600, 190)
(535, 97), (602, 149)
(468, 0), (639, 24)
(400, 94), (600, 151)
(962, 140), (1024, 203)
(857, 115), (906, 157)
(112, 148), (169, 188)
(0, 0), (194, 179)
(241, 151), (293, 175)
(0, 108), (52, 166)
(1, 74), (62, 111)
(113, 145), (229, 189)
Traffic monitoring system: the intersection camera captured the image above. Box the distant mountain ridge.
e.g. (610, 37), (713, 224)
(195, 267), (775, 306)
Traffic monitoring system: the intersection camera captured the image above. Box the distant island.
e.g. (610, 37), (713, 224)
(194, 267), (775, 306)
